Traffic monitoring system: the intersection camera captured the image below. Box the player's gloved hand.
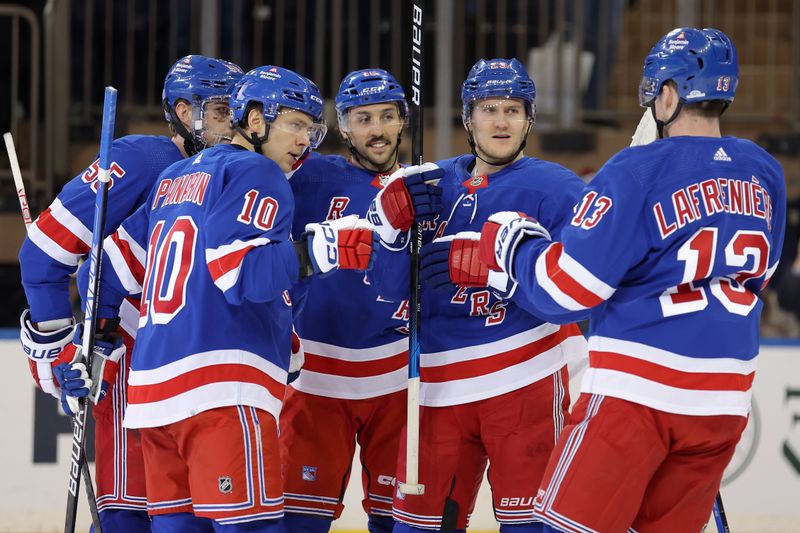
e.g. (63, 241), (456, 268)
(478, 211), (551, 280)
(19, 309), (76, 398)
(630, 108), (658, 146)
(52, 322), (125, 416)
(367, 163), (443, 248)
(421, 232), (517, 298)
(304, 215), (377, 276)
(290, 328), (304, 373)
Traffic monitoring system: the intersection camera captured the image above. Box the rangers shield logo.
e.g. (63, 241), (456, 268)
(302, 465), (317, 482)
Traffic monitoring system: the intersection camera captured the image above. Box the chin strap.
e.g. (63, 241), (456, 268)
(467, 120), (532, 167)
(346, 131), (403, 174)
(165, 104), (203, 156)
(236, 124), (270, 155)
(649, 101), (684, 139)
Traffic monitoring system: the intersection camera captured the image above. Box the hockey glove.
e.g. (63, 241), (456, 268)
(304, 215), (377, 276)
(421, 232), (517, 298)
(478, 212), (551, 280)
(52, 322), (125, 416)
(19, 309), (77, 398)
(367, 163), (443, 248)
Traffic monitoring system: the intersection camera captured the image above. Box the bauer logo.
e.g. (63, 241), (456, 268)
(302, 465), (317, 481)
(218, 476), (233, 494)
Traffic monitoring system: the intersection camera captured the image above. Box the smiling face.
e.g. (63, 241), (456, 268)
(466, 97), (531, 164)
(340, 102), (404, 172)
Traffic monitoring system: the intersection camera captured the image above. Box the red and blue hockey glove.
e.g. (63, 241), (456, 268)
(304, 215), (377, 276)
(367, 163), (443, 248)
(421, 232), (518, 298)
(19, 309), (77, 398)
(479, 212), (551, 279)
(52, 322), (125, 416)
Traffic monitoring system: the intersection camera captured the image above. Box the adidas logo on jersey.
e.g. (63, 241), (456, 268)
(713, 147), (732, 162)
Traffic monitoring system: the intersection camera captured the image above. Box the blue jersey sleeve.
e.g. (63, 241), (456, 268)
(19, 135), (180, 323)
(204, 159), (298, 304)
(512, 158), (651, 322)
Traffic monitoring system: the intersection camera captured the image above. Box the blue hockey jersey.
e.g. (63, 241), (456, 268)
(289, 154), (409, 399)
(19, 135), (182, 335)
(511, 136), (786, 417)
(369, 155), (588, 407)
(97, 143), (298, 428)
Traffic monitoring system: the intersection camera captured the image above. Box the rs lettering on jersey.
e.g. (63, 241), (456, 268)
(463, 289), (507, 326)
(326, 197), (350, 220)
(571, 191), (613, 229)
(81, 159), (126, 191)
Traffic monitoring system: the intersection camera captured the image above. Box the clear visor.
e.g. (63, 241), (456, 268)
(192, 96), (234, 146)
(467, 97), (533, 125)
(271, 109), (328, 150)
(638, 77), (659, 107)
(338, 105), (405, 134)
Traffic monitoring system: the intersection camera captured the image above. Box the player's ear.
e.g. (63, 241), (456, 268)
(174, 100), (193, 128)
(247, 108), (264, 135)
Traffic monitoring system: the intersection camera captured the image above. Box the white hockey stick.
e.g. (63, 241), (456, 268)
(4, 132), (103, 531)
(4, 132), (33, 226)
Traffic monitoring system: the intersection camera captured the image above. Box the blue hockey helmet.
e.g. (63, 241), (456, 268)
(639, 27), (738, 107)
(335, 69), (408, 127)
(230, 66), (327, 149)
(162, 55), (244, 154)
(461, 58), (536, 124)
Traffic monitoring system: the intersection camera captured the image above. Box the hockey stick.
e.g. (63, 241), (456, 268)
(713, 492), (731, 532)
(398, 0), (426, 496)
(4, 132), (104, 532)
(65, 86), (117, 533)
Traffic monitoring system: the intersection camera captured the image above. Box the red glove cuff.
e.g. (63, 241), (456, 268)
(449, 239), (489, 287)
(381, 178), (415, 231)
(479, 221), (502, 271)
(338, 229), (374, 270)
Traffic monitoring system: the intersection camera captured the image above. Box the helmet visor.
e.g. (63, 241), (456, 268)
(272, 109), (328, 150)
(468, 97), (532, 125)
(338, 102), (405, 134)
(639, 76), (659, 107)
(194, 96), (234, 147)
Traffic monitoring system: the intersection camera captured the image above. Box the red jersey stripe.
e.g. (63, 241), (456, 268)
(36, 208), (90, 255)
(420, 324), (580, 383)
(127, 363), (285, 404)
(589, 350), (755, 392)
(544, 244), (605, 308)
(303, 351), (408, 378)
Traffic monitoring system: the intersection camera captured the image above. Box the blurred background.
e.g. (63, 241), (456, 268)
(0, 2), (799, 531)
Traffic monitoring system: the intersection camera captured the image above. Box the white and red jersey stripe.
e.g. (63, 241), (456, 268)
(581, 336), (756, 417)
(124, 349), (287, 429)
(419, 323), (586, 407)
(206, 237), (271, 293)
(290, 338), (408, 399)
(27, 198), (92, 266)
(534, 242), (615, 312)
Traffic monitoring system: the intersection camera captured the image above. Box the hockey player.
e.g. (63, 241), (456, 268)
(280, 69), (411, 533)
(17, 55), (243, 531)
(365, 59), (587, 533)
(57, 65), (374, 531)
(471, 28), (786, 532)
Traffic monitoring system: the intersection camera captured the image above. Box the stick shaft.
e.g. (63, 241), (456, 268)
(4, 132), (33, 227)
(65, 86), (117, 533)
